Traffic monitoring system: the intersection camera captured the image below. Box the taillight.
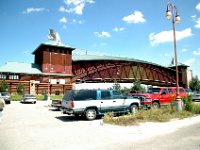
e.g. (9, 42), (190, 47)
(71, 100), (74, 108)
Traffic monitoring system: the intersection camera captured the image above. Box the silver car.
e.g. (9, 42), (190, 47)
(21, 94), (37, 104)
(192, 91), (200, 101)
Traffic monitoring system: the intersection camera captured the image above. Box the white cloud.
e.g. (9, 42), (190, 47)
(23, 8), (46, 14)
(94, 31), (111, 38)
(59, 17), (67, 23)
(194, 18), (200, 28)
(193, 49), (200, 55)
(183, 58), (195, 66)
(149, 28), (193, 46)
(72, 19), (84, 24)
(196, 3), (200, 11)
(182, 48), (187, 52)
(113, 27), (125, 32)
(59, 0), (94, 15)
(122, 11), (146, 24)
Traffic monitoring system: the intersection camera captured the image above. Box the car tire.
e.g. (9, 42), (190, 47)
(85, 109), (97, 120)
(152, 101), (160, 109)
(130, 104), (138, 113)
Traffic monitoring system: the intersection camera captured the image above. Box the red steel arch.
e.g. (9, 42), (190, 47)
(72, 55), (186, 87)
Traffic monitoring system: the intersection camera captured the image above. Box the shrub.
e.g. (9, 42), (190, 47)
(11, 93), (23, 101)
(184, 95), (193, 111)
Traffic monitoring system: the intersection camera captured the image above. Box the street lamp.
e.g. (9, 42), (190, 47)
(166, 2), (182, 111)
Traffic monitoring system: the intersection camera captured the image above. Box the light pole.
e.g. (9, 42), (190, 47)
(166, 2), (182, 111)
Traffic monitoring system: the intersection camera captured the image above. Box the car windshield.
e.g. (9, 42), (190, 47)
(147, 88), (160, 94)
(1, 92), (10, 96)
(25, 94), (35, 97)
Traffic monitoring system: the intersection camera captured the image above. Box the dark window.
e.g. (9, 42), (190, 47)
(179, 88), (185, 93)
(101, 91), (111, 100)
(168, 88), (174, 94)
(73, 90), (96, 101)
(161, 89), (168, 95)
(63, 90), (96, 101)
(55, 91), (60, 95)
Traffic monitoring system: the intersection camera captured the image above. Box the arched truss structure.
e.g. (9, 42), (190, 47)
(72, 55), (180, 87)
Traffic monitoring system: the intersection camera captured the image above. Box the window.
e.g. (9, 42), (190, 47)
(101, 91), (111, 100)
(0, 74), (6, 79)
(55, 91), (60, 95)
(161, 89), (168, 95)
(113, 90), (123, 99)
(9, 75), (19, 80)
(74, 90), (96, 101)
(168, 88), (174, 94)
(179, 88), (185, 93)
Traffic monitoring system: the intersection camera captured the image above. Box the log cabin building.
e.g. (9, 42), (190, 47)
(0, 41), (75, 95)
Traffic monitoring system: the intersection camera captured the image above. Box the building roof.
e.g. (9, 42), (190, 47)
(0, 62), (41, 74)
(72, 54), (173, 70)
(32, 41), (75, 54)
(0, 62), (72, 76)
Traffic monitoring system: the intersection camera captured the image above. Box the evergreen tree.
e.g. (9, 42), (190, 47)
(112, 80), (121, 91)
(0, 79), (8, 92)
(189, 76), (200, 92)
(17, 83), (24, 95)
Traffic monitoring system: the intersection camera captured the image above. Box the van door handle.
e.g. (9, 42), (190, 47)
(101, 102), (103, 103)
(113, 101), (116, 102)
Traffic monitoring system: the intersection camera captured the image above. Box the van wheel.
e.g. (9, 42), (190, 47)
(152, 101), (160, 109)
(130, 104), (138, 113)
(85, 109), (97, 120)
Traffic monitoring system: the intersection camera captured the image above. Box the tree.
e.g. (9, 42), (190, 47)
(131, 80), (145, 93)
(189, 76), (200, 92)
(112, 80), (121, 91)
(0, 79), (8, 92)
(17, 83), (24, 95)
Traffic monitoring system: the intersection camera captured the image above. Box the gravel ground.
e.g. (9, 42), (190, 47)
(0, 101), (200, 150)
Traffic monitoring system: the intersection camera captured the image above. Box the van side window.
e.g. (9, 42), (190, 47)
(101, 91), (111, 100)
(168, 88), (173, 94)
(113, 90), (123, 99)
(161, 88), (168, 95)
(74, 90), (97, 101)
(179, 88), (184, 93)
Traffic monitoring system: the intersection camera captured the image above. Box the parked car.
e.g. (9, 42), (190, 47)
(0, 92), (11, 104)
(21, 94), (37, 104)
(0, 98), (5, 111)
(192, 91), (200, 101)
(51, 99), (62, 110)
(130, 87), (186, 109)
(61, 89), (140, 120)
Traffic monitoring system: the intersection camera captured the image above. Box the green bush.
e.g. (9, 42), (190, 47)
(184, 95), (193, 111)
(11, 93), (23, 101)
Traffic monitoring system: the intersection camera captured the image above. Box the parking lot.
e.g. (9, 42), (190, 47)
(1, 101), (200, 150)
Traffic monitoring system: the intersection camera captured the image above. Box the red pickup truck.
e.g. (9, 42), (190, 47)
(130, 87), (186, 109)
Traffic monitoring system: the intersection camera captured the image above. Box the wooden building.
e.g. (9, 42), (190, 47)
(0, 42), (75, 95)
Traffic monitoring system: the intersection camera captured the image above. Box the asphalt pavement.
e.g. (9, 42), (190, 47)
(0, 101), (200, 150)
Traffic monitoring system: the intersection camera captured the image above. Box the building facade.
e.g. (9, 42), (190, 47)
(0, 42), (74, 95)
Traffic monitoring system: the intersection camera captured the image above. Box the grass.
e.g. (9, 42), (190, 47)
(103, 108), (194, 126)
(11, 93), (63, 101)
(103, 96), (200, 126)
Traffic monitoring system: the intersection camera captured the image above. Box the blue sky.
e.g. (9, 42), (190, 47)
(1, 0), (200, 79)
